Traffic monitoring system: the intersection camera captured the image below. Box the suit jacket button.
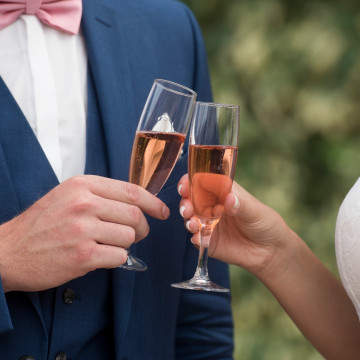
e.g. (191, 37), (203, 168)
(63, 288), (75, 304)
(55, 352), (66, 360)
(19, 357), (35, 360)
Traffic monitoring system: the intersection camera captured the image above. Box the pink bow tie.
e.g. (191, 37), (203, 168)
(0, 0), (82, 35)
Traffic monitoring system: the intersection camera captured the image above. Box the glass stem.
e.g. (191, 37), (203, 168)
(194, 224), (213, 280)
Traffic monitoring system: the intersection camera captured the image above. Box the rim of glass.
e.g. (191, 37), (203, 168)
(154, 79), (197, 98)
(195, 101), (240, 109)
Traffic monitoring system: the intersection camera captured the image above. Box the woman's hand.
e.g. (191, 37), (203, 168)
(179, 174), (360, 360)
(178, 174), (297, 279)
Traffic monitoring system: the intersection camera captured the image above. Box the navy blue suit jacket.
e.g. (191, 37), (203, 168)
(0, 0), (234, 358)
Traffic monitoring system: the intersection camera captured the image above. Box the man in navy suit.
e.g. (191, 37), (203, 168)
(0, 0), (234, 359)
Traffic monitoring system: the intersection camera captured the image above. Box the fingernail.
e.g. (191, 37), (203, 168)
(185, 220), (191, 231)
(177, 184), (182, 196)
(233, 195), (240, 210)
(162, 205), (169, 219)
(180, 205), (185, 217)
(190, 237), (195, 244)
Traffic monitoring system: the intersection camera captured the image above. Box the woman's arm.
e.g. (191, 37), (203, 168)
(261, 230), (360, 360)
(179, 176), (360, 360)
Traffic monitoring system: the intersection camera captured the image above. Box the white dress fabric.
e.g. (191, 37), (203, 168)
(0, 15), (87, 182)
(335, 177), (360, 319)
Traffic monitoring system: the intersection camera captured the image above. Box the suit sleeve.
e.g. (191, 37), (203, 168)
(175, 6), (234, 360)
(0, 278), (13, 337)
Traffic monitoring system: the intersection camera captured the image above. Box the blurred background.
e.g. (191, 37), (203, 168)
(181, 0), (360, 359)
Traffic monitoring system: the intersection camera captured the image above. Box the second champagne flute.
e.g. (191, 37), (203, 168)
(171, 101), (239, 290)
(119, 79), (197, 271)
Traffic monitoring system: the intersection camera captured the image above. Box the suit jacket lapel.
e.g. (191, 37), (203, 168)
(0, 77), (59, 210)
(82, 1), (138, 355)
(82, 0), (137, 181)
(0, 76), (52, 338)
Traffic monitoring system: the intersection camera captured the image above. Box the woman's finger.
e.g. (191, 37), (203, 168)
(185, 216), (200, 233)
(190, 231), (200, 247)
(179, 198), (194, 220)
(177, 174), (190, 197)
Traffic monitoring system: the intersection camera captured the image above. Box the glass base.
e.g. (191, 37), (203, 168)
(119, 253), (148, 272)
(171, 277), (229, 292)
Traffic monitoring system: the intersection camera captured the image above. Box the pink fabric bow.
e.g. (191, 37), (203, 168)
(0, 0), (82, 35)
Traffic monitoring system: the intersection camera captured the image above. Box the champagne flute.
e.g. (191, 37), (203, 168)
(171, 101), (239, 291)
(120, 79), (197, 271)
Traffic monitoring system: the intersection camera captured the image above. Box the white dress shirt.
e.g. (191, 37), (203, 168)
(0, 15), (87, 182)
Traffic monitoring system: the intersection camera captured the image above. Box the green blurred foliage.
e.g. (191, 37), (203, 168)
(181, 0), (360, 359)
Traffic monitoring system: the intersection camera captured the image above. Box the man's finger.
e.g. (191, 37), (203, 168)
(70, 175), (170, 220)
(90, 244), (129, 269)
(92, 221), (137, 248)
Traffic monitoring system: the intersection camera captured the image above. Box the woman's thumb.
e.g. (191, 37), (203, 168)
(225, 193), (241, 216)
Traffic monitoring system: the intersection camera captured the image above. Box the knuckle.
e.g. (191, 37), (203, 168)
(136, 223), (149, 243)
(122, 226), (135, 247)
(143, 223), (150, 238)
(73, 242), (95, 263)
(117, 249), (129, 267)
(66, 175), (89, 189)
(116, 226), (136, 249)
(129, 205), (142, 225)
(70, 194), (95, 214)
(125, 182), (141, 204)
(69, 219), (88, 237)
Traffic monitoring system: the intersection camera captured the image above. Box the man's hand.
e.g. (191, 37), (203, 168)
(0, 175), (169, 292)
